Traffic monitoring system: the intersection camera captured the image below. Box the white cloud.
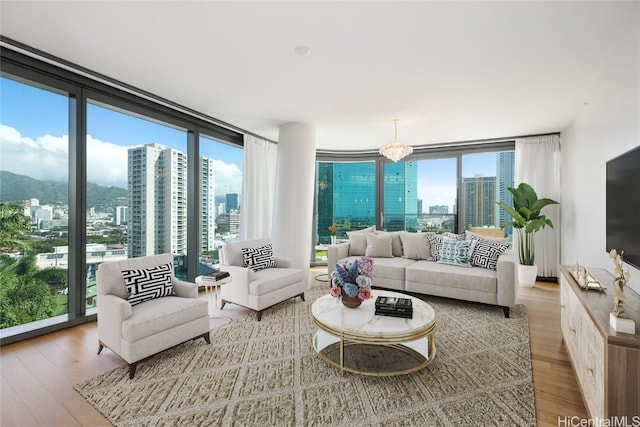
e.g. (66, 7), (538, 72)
(210, 158), (242, 197)
(0, 124), (69, 182)
(86, 135), (129, 188)
(1, 125), (242, 196)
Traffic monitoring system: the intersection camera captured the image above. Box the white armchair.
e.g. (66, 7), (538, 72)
(96, 254), (210, 378)
(219, 238), (305, 321)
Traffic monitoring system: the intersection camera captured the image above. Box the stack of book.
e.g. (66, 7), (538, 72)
(375, 296), (413, 319)
(201, 270), (230, 283)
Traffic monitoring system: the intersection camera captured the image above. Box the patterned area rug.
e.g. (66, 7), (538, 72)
(75, 282), (536, 426)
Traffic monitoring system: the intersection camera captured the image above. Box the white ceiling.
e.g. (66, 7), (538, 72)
(0, 1), (633, 150)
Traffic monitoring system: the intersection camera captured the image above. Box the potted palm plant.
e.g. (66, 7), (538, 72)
(497, 183), (559, 287)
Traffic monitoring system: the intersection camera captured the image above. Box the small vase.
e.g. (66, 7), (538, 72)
(330, 235), (337, 245)
(342, 295), (362, 308)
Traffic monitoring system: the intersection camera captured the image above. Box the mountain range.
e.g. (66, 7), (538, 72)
(0, 171), (127, 211)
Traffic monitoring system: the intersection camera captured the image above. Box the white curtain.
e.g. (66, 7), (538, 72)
(240, 134), (278, 240)
(515, 134), (561, 278)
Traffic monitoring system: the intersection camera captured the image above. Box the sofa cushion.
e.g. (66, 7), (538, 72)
(443, 232), (466, 241)
(406, 261), (497, 293)
(122, 263), (175, 306)
(242, 244), (276, 271)
(121, 295), (208, 342)
(399, 232), (432, 260)
(365, 232), (393, 258)
(469, 238), (509, 270)
(347, 226), (376, 256)
(465, 230), (509, 245)
(426, 234), (445, 261)
(438, 239), (476, 267)
(375, 230), (403, 257)
(249, 267), (304, 296)
(338, 256), (415, 282)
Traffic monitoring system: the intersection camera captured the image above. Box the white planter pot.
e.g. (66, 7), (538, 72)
(518, 264), (538, 287)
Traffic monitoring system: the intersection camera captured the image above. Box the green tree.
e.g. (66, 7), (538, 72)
(0, 203), (32, 252)
(0, 256), (58, 328)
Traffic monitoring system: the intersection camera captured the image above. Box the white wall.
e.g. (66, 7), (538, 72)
(561, 1), (640, 293)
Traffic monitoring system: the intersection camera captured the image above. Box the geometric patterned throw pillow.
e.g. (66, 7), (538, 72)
(470, 238), (509, 271)
(242, 244), (276, 272)
(122, 263), (174, 306)
(426, 234), (445, 261)
(437, 238), (476, 267)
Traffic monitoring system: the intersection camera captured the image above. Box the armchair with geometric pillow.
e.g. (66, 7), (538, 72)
(96, 253), (210, 378)
(219, 238), (305, 321)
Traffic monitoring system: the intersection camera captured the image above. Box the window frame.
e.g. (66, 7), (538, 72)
(0, 42), (243, 344)
(313, 141), (515, 263)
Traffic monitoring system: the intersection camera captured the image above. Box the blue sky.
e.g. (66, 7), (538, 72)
(0, 76), (243, 194)
(1, 75), (502, 208)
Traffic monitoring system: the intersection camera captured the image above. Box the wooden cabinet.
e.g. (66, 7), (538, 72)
(559, 266), (640, 419)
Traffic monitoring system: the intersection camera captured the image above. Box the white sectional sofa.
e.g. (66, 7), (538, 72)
(328, 229), (518, 317)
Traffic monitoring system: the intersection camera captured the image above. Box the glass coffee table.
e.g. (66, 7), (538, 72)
(311, 290), (436, 376)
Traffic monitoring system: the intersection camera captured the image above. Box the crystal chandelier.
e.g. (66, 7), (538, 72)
(379, 119), (413, 162)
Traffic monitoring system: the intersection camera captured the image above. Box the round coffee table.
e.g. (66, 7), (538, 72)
(311, 290), (436, 376)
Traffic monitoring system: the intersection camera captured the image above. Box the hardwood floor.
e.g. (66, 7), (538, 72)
(1, 275), (587, 426)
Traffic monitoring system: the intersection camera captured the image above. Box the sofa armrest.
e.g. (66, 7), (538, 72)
(274, 256), (293, 268)
(172, 278), (199, 298)
(220, 265), (252, 305)
(97, 293), (132, 353)
(496, 249), (518, 308)
(327, 242), (350, 277)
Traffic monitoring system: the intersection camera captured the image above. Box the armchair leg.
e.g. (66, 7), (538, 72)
(128, 363), (137, 379)
(97, 341), (104, 355)
(299, 293), (305, 302)
(256, 310), (263, 321)
(201, 332), (211, 345)
(220, 299), (227, 310)
(502, 306), (510, 318)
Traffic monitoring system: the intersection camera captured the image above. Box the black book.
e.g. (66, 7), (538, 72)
(375, 309), (413, 319)
(202, 271), (230, 281)
(375, 296), (413, 312)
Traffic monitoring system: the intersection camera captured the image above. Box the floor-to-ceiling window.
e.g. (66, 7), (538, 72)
(0, 75), (71, 328)
(85, 101), (189, 300)
(314, 161), (376, 262)
(314, 144), (515, 263)
(461, 150), (515, 240)
(198, 135), (243, 271)
(0, 44), (243, 344)
(382, 158), (458, 233)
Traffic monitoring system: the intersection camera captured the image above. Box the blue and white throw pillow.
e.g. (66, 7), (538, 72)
(122, 263), (174, 306)
(242, 244), (276, 271)
(470, 238), (509, 270)
(438, 238), (476, 267)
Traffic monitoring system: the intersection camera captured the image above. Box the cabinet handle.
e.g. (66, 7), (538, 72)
(570, 328), (576, 333)
(587, 367), (594, 374)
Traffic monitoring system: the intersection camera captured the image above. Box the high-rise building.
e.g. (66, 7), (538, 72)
(496, 152), (515, 234)
(225, 193), (239, 213)
(158, 148), (188, 255)
(128, 144), (220, 257)
(201, 157), (216, 252)
(127, 143), (191, 257)
(383, 161), (418, 231)
(127, 143), (163, 257)
(429, 205), (449, 214)
(316, 162), (334, 244)
(461, 175), (496, 230)
(113, 206), (127, 225)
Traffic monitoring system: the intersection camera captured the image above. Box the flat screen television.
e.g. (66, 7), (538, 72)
(606, 145), (640, 270)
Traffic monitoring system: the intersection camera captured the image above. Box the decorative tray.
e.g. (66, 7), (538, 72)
(570, 266), (606, 292)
